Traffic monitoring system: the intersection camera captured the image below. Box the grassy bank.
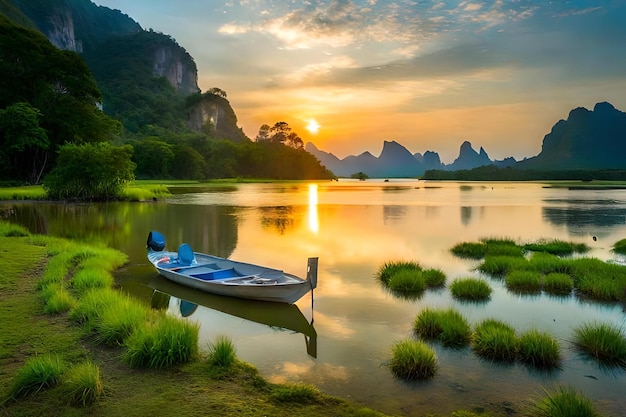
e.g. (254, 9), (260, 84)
(0, 225), (384, 417)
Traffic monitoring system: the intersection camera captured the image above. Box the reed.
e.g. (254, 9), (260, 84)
(388, 269), (426, 292)
(543, 273), (573, 295)
(517, 329), (560, 368)
(524, 239), (590, 256)
(472, 319), (517, 362)
(207, 335), (237, 367)
(61, 361), (104, 406)
(449, 278), (492, 301)
(478, 255), (527, 276)
(413, 307), (471, 348)
(529, 386), (599, 417)
(389, 339), (437, 380)
(572, 322), (626, 367)
(614, 238), (626, 255)
(423, 268), (446, 287)
(450, 242), (487, 259)
(270, 383), (322, 404)
(123, 315), (199, 369)
(8, 354), (65, 399)
(376, 260), (422, 285)
(504, 270), (542, 293)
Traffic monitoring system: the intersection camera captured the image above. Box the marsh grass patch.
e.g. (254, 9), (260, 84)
(543, 273), (573, 295)
(413, 308), (471, 348)
(61, 361), (104, 406)
(389, 339), (438, 381)
(613, 238), (626, 255)
(524, 239), (590, 256)
(8, 354), (65, 399)
(376, 260), (422, 285)
(517, 329), (560, 369)
(505, 270), (542, 294)
(207, 335), (237, 368)
(450, 278), (492, 301)
(572, 322), (626, 368)
(528, 386), (599, 417)
(472, 319), (517, 362)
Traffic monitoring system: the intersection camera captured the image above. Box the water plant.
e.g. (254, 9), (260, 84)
(61, 361), (104, 406)
(568, 257), (626, 301)
(504, 270), (542, 293)
(528, 386), (599, 417)
(572, 322), (626, 367)
(478, 255), (527, 276)
(413, 308), (471, 348)
(123, 314), (199, 369)
(614, 238), (626, 255)
(524, 239), (590, 256)
(527, 252), (570, 275)
(388, 269), (426, 292)
(450, 242), (487, 259)
(422, 268), (446, 287)
(8, 354), (65, 399)
(376, 260), (421, 285)
(543, 273), (573, 295)
(449, 278), (492, 301)
(207, 335), (237, 367)
(517, 329), (560, 369)
(472, 319), (517, 362)
(389, 339), (437, 380)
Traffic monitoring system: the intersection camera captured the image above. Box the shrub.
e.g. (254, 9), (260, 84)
(376, 260), (421, 285)
(472, 319), (517, 362)
(389, 339), (437, 380)
(123, 315), (199, 369)
(450, 278), (492, 301)
(207, 335), (237, 367)
(61, 361), (104, 406)
(504, 270), (542, 293)
(529, 386), (599, 417)
(572, 322), (626, 367)
(517, 329), (560, 369)
(8, 354), (65, 399)
(544, 273), (573, 295)
(413, 308), (471, 348)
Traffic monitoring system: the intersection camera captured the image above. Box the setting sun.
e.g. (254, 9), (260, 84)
(306, 118), (320, 134)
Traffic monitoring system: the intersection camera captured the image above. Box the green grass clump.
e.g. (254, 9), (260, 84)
(505, 270), (542, 293)
(0, 185), (47, 201)
(376, 260), (421, 285)
(71, 268), (114, 293)
(529, 386), (599, 417)
(95, 299), (148, 346)
(123, 315), (199, 369)
(8, 354), (65, 399)
(478, 256), (528, 276)
(450, 242), (487, 259)
(69, 288), (121, 327)
(568, 258), (626, 301)
(517, 329), (560, 369)
(389, 339), (437, 380)
(207, 335), (237, 368)
(388, 269), (426, 292)
(270, 383), (322, 404)
(41, 284), (77, 314)
(472, 319), (517, 362)
(61, 361), (104, 406)
(527, 252), (570, 274)
(485, 242), (525, 257)
(413, 308), (471, 348)
(544, 273), (573, 295)
(422, 268), (446, 287)
(0, 221), (30, 237)
(449, 278), (492, 301)
(614, 238), (626, 255)
(524, 239), (589, 256)
(572, 322), (626, 367)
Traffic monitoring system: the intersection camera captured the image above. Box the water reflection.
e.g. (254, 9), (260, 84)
(259, 206), (295, 234)
(148, 275), (317, 358)
(308, 184), (318, 234)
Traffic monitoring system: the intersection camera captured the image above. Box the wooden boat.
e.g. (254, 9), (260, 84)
(146, 231), (318, 304)
(147, 274), (317, 357)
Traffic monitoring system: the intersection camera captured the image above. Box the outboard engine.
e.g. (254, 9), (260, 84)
(147, 231), (166, 252)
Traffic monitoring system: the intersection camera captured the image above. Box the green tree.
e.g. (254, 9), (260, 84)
(132, 138), (175, 179)
(43, 143), (135, 200)
(0, 102), (49, 184)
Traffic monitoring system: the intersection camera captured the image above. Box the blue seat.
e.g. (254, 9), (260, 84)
(177, 243), (195, 266)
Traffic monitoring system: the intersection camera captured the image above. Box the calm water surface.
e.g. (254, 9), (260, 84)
(3, 180), (626, 416)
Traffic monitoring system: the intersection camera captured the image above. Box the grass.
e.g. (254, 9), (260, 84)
(472, 319), (518, 362)
(504, 270), (542, 294)
(71, 268), (115, 293)
(422, 268), (446, 287)
(0, 185), (47, 201)
(543, 273), (573, 295)
(517, 329), (561, 369)
(389, 339), (438, 380)
(206, 335), (237, 368)
(7, 354), (65, 399)
(614, 238), (626, 255)
(528, 386), (599, 417)
(378, 261), (446, 295)
(413, 308), (471, 348)
(523, 239), (590, 256)
(449, 278), (492, 301)
(451, 242), (487, 259)
(388, 269), (426, 292)
(61, 361), (104, 406)
(41, 283), (77, 314)
(568, 258), (626, 301)
(376, 260), (421, 285)
(572, 322), (626, 367)
(270, 383), (323, 405)
(478, 255), (528, 276)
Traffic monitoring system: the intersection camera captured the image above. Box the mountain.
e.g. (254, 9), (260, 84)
(4, 0), (247, 141)
(307, 140), (505, 178)
(518, 102), (626, 170)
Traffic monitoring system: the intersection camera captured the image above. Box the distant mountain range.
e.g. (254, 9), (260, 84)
(307, 102), (626, 177)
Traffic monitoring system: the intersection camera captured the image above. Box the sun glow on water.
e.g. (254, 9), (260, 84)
(308, 183), (319, 234)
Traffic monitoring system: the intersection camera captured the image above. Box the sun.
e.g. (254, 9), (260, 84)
(306, 118), (321, 134)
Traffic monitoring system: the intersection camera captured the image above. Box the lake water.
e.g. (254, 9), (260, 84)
(2, 180), (626, 416)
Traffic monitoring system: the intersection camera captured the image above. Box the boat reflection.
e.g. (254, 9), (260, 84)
(148, 275), (317, 358)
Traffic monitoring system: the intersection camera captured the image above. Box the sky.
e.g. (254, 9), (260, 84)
(91, 0), (626, 163)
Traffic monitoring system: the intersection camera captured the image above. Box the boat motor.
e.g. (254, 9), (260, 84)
(147, 230), (166, 252)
